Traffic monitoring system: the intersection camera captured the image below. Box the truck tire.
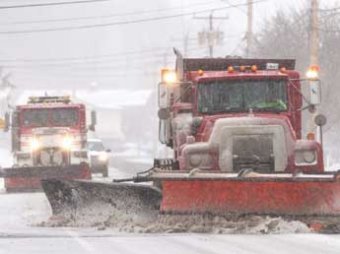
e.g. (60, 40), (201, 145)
(102, 166), (109, 177)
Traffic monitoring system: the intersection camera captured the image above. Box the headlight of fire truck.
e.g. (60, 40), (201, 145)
(29, 138), (41, 151)
(62, 135), (74, 150)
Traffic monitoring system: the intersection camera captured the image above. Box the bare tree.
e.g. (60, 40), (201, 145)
(252, 6), (340, 161)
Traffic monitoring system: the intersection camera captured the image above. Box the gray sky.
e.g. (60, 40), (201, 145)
(0, 0), (337, 90)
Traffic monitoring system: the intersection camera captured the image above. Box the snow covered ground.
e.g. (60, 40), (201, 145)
(1, 233), (340, 254)
(0, 148), (12, 168)
(0, 150), (339, 253)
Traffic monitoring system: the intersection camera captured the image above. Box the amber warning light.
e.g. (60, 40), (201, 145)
(161, 69), (177, 84)
(306, 65), (319, 80)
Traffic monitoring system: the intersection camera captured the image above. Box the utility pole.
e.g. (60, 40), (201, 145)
(183, 32), (190, 57)
(208, 13), (214, 57)
(310, 0), (319, 66)
(245, 0), (253, 57)
(195, 11), (228, 57)
(308, 0), (320, 141)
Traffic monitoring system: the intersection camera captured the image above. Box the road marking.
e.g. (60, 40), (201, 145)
(66, 230), (97, 253)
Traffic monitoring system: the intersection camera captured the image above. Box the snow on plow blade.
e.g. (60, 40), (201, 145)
(1, 163), (91, 192)
(41, 179), (162, 217)
(159, 172), (340, 216)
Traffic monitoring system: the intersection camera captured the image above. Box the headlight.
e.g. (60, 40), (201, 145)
(29, 138), (40, 151)
(295, 150), (316, 165)
(189, 154), (212, 169)
(98, 152), (108, 161)
(190, 154), (202, 167)
(303, 150), (316, 163)
(62, 136), (74, 150)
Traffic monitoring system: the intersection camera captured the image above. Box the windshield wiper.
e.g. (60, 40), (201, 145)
(202, 107), (244, 114)
(251, 107), (285, 113)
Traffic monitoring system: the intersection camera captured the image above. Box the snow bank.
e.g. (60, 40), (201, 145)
(0, 148), (12, 167)
(43, 209), (310, 234)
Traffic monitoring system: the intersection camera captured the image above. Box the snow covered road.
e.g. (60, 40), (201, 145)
(0, 167), (339, 253)
(1, 230), (340, 254)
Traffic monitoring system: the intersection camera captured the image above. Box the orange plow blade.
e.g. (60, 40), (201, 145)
(40, 171), (340, 224)
(159, 172), (340, 215)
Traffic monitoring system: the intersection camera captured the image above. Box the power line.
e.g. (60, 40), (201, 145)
(11, 62), (161, 72)
(315, 26), (340, 32)
(319, 10), (340, 19)
(0, 47), (171, 63)
(319, 7), (340, 12)
(9, 63), (161, 76)
(0, 53), (171, 69)
(0, 0), (109, 10)
(0, 0), (268, 35)
(0, 0), (221, 26)
(194, 12), (228, 57)
(2, 57), (166, 69)
(12, 70), (159, 80)
(0, 32), (243, 64)
(221, 0), (247, 15)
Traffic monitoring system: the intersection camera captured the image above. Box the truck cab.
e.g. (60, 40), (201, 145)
(158, 55), (323, 174)
(12, 96), (88, 167)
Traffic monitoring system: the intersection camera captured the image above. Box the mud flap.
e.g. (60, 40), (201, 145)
(41, 179), (162, 217)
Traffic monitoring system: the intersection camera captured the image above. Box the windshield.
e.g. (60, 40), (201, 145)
(51, 108), (79, 126)
(198, 79), (288, 114)
(21, 108), (79, 127)
(88, 141), (105, 151)
(22, 109), (50, 127)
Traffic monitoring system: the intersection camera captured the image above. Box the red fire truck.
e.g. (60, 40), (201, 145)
(3, 96), (93, 191)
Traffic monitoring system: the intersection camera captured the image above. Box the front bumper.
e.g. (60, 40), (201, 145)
(89, 156), (109, 173)
(2, 163), (91, 192)
(90, 163), (108, 173)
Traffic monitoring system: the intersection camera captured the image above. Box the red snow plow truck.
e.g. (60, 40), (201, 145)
(1, 96), (92, 192)
(41, 50), (340, 218)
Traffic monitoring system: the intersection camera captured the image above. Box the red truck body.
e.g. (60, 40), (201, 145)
(154, 56), (338, 215)
(40, 56), (340, 218)
(5, 96), (91, 191)
(159, 58), (323, 174)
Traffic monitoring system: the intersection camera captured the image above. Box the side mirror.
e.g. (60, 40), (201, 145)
(314, 113), (327, 147)
(89, 110), (97, 131)
(106, 148), (111, 153)
(314, 114), (327, 127)
(158, 108), (170, 120)
(4, 112), (10, 132)
(158, 83), (169, 109)
(309, 80), (321, 106)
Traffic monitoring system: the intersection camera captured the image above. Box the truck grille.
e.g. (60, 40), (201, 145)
(34, 148), (67, 166)
(232, 134), (274, 172)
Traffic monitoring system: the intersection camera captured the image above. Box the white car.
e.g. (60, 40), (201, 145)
(87, 138), (110, 177)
